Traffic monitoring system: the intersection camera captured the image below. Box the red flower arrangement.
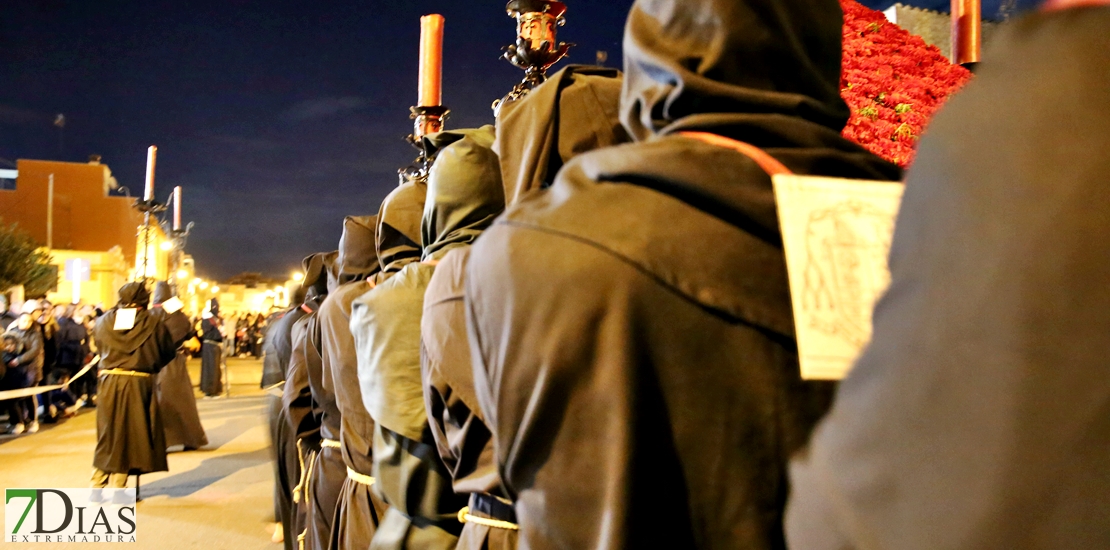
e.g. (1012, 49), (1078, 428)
(840, 0), (973, 167)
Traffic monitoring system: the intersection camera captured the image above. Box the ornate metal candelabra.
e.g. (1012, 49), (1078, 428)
(494, 0), (573, 114)
(132, 198), (166, 284)
(401, 105), (451, 185)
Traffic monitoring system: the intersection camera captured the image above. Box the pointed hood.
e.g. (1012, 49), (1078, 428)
(336, 215), (380, 286)
(151, 281), (174, 305)
(376, 181), (428, 275)
(495, 65), (629, 206)
(622, 0), (851, 141)
(301, 251), (337, 299)
(421, 126), (506, 261)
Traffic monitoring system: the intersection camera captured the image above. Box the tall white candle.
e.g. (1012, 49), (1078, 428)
(144, 146), (157, 201)
(173, 186), (182, 230)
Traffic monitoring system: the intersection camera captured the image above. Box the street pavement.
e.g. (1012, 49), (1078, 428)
(0, 357), (279, 549)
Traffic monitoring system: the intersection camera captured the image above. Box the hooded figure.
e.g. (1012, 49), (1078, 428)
(264, 282), (312, 550)
(416, 126), (516, 549)
(150, 281), (208, 451)
(316, 216), (389, 550)
(199, 298), (224, 397)
(91, 282), (177, 488)
(786, 6), (1110, 549)
(464, 0), (901, 547)
(495, 64), (629, 205)
(283, 251), (339, 550)
(350, 127), (497, 550)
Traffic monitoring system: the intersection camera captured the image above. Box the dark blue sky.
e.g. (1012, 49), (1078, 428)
(0, 0), (634, 279)
(0, 0), (1033, 280)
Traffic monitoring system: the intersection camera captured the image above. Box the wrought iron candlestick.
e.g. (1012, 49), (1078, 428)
(132, 198), (166, 284)
(494, 0), (573, 114)
(401, 104), (451, 185)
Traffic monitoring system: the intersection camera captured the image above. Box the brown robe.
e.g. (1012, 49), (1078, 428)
(464, 0), (901, 547)
(786, 7), (1110, 549)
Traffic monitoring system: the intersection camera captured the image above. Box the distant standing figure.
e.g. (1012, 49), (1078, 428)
(200, 300), (224, 397)
(91, 283), (177, 488)
(149, 282), (208, 450)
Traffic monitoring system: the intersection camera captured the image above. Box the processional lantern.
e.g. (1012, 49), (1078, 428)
(403, 14), (449, 184)
(493, 0), (572, 114)
(951, 0), (981, 66)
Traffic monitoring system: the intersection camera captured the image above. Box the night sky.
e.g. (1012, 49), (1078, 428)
(0, 1), (635, 280)
(0, 0), (1034, 280)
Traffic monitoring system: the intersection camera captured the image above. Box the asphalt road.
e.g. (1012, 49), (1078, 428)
(0, 357), (279, 549)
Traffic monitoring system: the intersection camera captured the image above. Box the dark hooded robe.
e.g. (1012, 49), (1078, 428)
(317, 215), (388, 550)
(92, 283), (177, 475)
(150, 282), (208, 451)
(495, 64), (628, 206)
(347, 172), (443, 549)
(415, 126), (515, 550)
(275, 253), (331, 550)
(199, 299), (223, 397)
(350, 127), (499, 550)
(415, 63), (628, 550)
(786, 7), (1110, 550)
(286, 251), (349, 550)
(263, 285), (310, 550)
(464, 0), (902, 548)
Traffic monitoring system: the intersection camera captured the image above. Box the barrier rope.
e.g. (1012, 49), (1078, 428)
(0, 355), (101, 402)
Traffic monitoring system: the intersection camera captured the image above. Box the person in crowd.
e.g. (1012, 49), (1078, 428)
(199, 299), (224, 397)
(317, 215), (388, 550)
(6, 301), (45, 434)
(262, 282), (309, 548)
(0, 295), (17, 329)
(73, 306), (100, 406)
(785, 3), (1110, 548)
(2, 313), (40, 435)
(150, 282), (208, 451)
(91, 282), (177, 489)
(283, 251), (338, 550)
(463, 0), (901, 547)
(51, 305), (88, 416)
(37, 301), (60, 421)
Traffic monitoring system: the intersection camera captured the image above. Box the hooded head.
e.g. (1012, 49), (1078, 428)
(376, 181), (427, 275)
(301, 251), (336, 299)
(117, 283), (150, 309)
(495, 65), (629, 206)
(336, 215), (380, 285)
(421, 126), (506, 261)
(152, 281), (174, 305)
(621, 0), (851, 142)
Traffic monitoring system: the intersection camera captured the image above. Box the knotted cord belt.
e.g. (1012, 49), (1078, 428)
(100, 369), (152, 378)
(457, 493), (519, 531)
(321, 438), (341, 449)
(296, 442), (320, 550)
(346, 467), (375, 487)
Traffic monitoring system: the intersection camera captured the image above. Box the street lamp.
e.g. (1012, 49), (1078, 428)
(199, 282), (209, 290)
(292, 271), (304, 282)
(177, 269), (189, 280)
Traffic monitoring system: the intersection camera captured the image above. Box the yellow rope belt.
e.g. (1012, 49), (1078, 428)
(100, 369), (152, 377)
(296, 445), (320, 550)
(292, 439), (307, 503)
(321, 438), (341, 449)
(457, 506), (519, 531)
(346, 467), (375, 487)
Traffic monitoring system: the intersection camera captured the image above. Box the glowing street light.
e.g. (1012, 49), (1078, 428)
(177, 269), (189, 280)
(292, 271), (305, 282)
(199, 282), (209, 290)
(212, 286), (220, 293)
(159, 241), (173, 251)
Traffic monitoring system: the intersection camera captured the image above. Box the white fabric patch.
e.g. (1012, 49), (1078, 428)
(114, 308), (137, 331)
(162, 297), (184, 314)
